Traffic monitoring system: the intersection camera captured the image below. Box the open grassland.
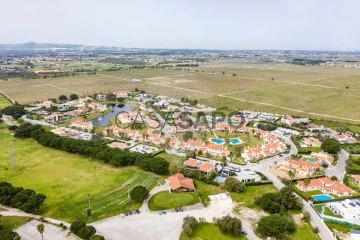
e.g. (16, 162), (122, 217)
(291, 222), (321, 240)
(148, 191), (200, 211)
(1, 63), (360, 122)
(0, 94), (12, 109)
(179, 222), (246, 240)
(0, 124), (163, 222)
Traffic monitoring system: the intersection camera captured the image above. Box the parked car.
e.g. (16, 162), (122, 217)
(241, 230), (247, 235)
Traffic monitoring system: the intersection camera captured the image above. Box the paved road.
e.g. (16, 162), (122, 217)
(326, 149), (349, 182)
(239, 138), (336, 240)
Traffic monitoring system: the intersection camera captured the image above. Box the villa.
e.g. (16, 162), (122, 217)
(88, 102), (107, 112)
(310, 151), (334, 165)
(297, 177), (353, 196)
(332, 132), (358, 144)
(286, 159), (320, 176)
(168, 173), (195, 192)
(241, 142), (287, 162)
(183, 158), (216, 174)
(113, 90), (129, 99)
(301, 137), (322, 147)
(220, 166), (261, 182)
(353, 175), (360, 186)
(307, 124), (327, 132)
(108, 142), (128, 150)
(328, 199), (360, 220)
(70, 120), (93, 131)
(281, 115), (309, 126)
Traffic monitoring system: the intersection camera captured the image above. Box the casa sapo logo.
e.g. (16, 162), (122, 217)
(115, 111), (246, 131)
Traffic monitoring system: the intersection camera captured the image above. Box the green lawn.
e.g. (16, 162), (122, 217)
(157, 153), (187, 168)
(148, 191), (200, 211)
(0, 94), (12, 109)
(291, 222), (321, 240)
(325, 221), (360, 234)
(0, 216), (32, 231)
(314, 204), (324, 213)
(0, 123), (163, 222)
(195, 180), (278, 208)
(230, 184), (279, 209)
(323, 207), (343, 218)
(179, 223), (246, 240)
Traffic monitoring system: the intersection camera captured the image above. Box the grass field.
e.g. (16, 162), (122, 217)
(0, 123), (163, 222)
(291, 222), (321, 240)
(179, 222), (246, 240)
(195, 180), (278, 208)
(148, 191), (200, 211)
(0, 216), (32, 231)
(1, 63), (360, 122)
(0, 94), (11, 109)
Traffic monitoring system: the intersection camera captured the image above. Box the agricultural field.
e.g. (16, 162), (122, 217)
(1, 63), (360, 122)
(0, 124), (163, 223)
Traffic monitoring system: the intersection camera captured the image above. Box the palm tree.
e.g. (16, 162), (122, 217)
(304, 178), (310, 191)
(37, 223), (45, 240)
(288, 170), (295, 180)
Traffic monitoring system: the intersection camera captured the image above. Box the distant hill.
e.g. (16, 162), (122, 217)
(0, 42), (85, 50)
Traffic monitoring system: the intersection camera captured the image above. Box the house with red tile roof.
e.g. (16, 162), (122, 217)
(198, 162), (216, 174)
(297, 177), (353, 196)
(184, 158), (200, 169)
(332, 133), (358, 144)
(353, 175), (360, 186)
(168, 173), (195, 192)
(70, 120), (93, 131)
(287, 159), (320, 176)
(241, 142), (287, 162)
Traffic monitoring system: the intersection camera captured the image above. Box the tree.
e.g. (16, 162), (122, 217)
(58, 95), (68, 101)
(0, 230), (21, 240)
(182, 216), (198, 237)
(302, 211), (311, 222)
(70, 220), (86, 235)
(330, 176), (338, 181)
(182, 131), (193, 142)
(224, 177), (245, 193)
(304, 178), (310, 191)
(90, 235), (105, 240)
(130, 186), (149, 203)
(288, 170), (295, 179)
(70, 94), (79, 100)
(280, 187), (303, 211)
(37, 223), (45, 240)
(257, 214), (296, 238)
(321, 138), (340, 154)
(78, 225), (96, 240)
(214, 215), (242, 236)
(233, 145), (244, 155)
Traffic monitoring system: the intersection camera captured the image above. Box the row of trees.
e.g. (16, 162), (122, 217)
(14, 123), (169, 175)
(59, 94), (79, 101)
(70, 220), (104, 240)
(0, 182), (46, 213)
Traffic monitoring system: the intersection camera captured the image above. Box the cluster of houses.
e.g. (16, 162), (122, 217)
(275, 151), (334, 177)
(51, 127), (92, 140)
(183, 158), (218, 174)
(297, 177), (353, 196)
(182, 139), (230, 157)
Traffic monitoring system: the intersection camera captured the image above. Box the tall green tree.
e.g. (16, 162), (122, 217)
(37, 223), (45, 240)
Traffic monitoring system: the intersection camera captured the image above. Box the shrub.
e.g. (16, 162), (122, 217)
(182, 216), (198, 237)
(214, 215), (242, 236)
(321, 138), (340, 154)
(130, 186), (149, 203)
(224, 177), (245, 193)
(70, 220), (86, 234)
(257, 214), (296, 238)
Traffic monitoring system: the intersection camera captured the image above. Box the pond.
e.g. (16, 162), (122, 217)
(90, 103), (136, 126)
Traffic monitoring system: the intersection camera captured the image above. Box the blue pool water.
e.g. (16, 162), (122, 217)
(210, 138), (225, 145)
(312, 194), (333, 201)
(308, 158), (316, 163)
(229, 138), (242, 145)
(214, 176), (226, 183)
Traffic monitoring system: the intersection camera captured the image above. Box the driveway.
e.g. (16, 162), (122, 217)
(326, 149), (349, 182)
(92, 193), (236, 240)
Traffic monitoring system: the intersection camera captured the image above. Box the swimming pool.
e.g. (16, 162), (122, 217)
(210, 138), (225, 145)
(312, 194), (333, 201)
(308, 158), (316, 163)
(229, 138), (242, 145)
(214, 176), (226, 183)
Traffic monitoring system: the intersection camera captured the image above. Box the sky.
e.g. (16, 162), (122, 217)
(1, 0), (359, 50)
